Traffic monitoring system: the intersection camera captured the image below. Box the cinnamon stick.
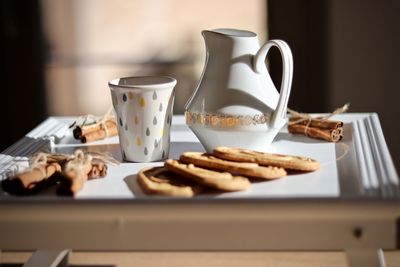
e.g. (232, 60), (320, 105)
(1, 162), (61, 195)
(88, 162), (108, 179)
(73, 118), (114, 138)
(288, 124), (343, 142)
(58, 161), (109, 196)
(73, 118), (118, 144)
(80, 121), (118, 143)
(2, 150), (116, 196)
(289, 117), (343, 129)
(62, 159), (93, 195)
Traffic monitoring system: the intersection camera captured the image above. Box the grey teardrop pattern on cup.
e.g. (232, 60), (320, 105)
(159, 103), (163, 112)
(119, 117), (123, 127)
(162, 150), (165, 158)
(122, 93), (127, 102)
(154, 139), (159, 148)
(152, 91), (157, 100)
(146, 127), (150, 136)
(144, 147), (148, 155)
(124, 123), (128, 131)
(122, 150), (126, 161)
(153, 116), (157, 125)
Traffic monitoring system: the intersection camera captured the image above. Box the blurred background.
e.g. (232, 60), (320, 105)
(1, 0), (399, 171)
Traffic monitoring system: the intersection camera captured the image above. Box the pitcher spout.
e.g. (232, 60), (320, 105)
(202, 29), (257, 50)
(201, 30), (229, 51)
(203, 28), (257, 38)
(201, 30), (219, 45)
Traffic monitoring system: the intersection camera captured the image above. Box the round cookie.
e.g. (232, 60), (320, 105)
(137, 166), (202, 197)
(180, 152), (286, 180)
(213, 147), (320, 172)
(165, 159), (251, 192)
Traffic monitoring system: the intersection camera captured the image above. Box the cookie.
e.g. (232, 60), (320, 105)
(180, 152), (286, 180)
(137, 166), (203, 197)
(165, 159), (251, 191)
(213, 147), (320, 171)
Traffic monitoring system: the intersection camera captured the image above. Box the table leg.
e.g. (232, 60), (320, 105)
(23, 250), (69, 267)
(346, 249), (386, 267)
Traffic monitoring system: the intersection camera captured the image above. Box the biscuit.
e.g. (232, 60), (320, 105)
(213, 147), (320, 171)
(180, 152), (286, 180)
(165, 159), (251, 191)
(137, 166), (203, 197)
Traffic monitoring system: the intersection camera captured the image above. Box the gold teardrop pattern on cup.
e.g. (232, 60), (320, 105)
(136, 137), (142, 146)
(140, 97), (146, 107)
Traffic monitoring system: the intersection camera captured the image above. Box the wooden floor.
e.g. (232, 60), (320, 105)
(1, 251), (400, 267)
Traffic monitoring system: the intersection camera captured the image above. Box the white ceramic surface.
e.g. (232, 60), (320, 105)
(109, 76), (176, 162)
(185, 28), (293, 152)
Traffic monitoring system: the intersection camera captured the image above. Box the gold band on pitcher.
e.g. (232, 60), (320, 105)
(185, 111), (270, 128)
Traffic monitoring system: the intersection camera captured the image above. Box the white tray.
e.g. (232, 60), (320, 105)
(1, 114), (399, 255)
(0, 114), (398, 199)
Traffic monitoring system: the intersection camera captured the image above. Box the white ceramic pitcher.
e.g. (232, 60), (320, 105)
(185, 28), (293, 152)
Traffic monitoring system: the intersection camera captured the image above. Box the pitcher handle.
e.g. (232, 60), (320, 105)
(253, 39), (293, 128)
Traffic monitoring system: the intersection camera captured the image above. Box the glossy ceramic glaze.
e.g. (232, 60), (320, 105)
(185, 28), (293, 152)
(109, 76), (176, 162)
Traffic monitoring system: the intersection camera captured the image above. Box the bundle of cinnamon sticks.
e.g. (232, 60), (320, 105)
(1, 150), (118, 196)
(72, 117), (118, 143)
(288, 117), (344, 142)
(287, 104), (349, 142)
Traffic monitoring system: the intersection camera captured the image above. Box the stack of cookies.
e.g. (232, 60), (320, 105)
(137, 147), (320, 197)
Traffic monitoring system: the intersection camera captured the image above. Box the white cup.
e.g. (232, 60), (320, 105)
(109, 76), (176, 162)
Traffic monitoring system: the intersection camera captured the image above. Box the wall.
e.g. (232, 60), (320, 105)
(269, 0), (399, 172)
(41, 0), (266, 116)
(328, 0), (400, 171)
